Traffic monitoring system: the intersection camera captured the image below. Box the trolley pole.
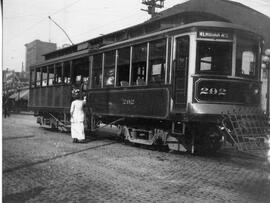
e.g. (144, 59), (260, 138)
(48, 16), (74, 45)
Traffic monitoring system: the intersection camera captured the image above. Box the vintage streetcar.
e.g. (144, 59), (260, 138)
(29, 20), (269, 154)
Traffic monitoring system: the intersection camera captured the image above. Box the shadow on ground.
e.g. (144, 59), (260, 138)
(3, 186), (45, 203)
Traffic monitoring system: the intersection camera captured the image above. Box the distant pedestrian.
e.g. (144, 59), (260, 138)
(3, 97), (11, 118)
(70, 89), (87, 143)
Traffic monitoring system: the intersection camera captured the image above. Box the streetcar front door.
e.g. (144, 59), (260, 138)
(173, 36), (190, 112)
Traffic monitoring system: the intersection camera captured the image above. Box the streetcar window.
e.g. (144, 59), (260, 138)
(54, 63), (62, 84)
(104, 51), (115, 87)
(36, 68), (41, 87)
(236, 38), (258, 78)
(63, 62), (71, 84)
(262, 68), (267, 79)
(72, 57), (89, 85)
(117, 47), (130, 86)
(132, 43), (147, 85)
(41, 67), (47, 86)
(92, 54), (102, 88)
(30, 69), (35, 88)
(196, 41), (232, 75)
(48, 66), (54, 86)
(148, 39), (166, 85)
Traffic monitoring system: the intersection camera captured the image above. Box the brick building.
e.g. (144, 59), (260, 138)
(25, 40), (56, 73)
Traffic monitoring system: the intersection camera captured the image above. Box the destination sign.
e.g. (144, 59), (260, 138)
(197, 31), (233, 40)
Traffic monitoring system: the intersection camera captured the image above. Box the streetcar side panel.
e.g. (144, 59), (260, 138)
(88, 87), (170, 119)
(29, 85), (72, 112)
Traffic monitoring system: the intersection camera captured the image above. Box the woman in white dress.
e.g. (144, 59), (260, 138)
(70, 90), (87, 143)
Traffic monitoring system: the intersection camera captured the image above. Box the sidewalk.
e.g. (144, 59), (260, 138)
(10, 111), (34, 115)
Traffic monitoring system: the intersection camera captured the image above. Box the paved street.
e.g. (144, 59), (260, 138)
(2, 114), (270, 203)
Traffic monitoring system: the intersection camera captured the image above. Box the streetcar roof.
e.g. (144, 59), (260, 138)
(100, 21), (261, 50)
(31, 21), (261, 69)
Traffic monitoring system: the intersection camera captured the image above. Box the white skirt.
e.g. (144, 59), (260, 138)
(71, 122), (85, 140)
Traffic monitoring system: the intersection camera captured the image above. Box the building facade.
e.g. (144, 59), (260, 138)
(25, 40), (57, 73)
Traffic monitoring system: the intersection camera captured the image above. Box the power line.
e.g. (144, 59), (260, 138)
(5, 0), (84, 43)
(50, 0), (83, 16)
(71, 11), (140, 40)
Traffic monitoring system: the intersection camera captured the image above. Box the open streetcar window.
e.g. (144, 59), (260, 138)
(36, 68), (41, 87)
(92, 54), (102, 88)
(104, 51), (116, 87)
(30, 69), (35, 88)
(48, 66), (54, 86)
(117, 47), (130, 87)
(196, 41), (232, 75)
(41, 67), (47, 86)
(63, 62), (71, 84)
(132, 43), (147, 85)
(55, 63), (62, 84)
(236, 37), (258, 78)
(148, 39), (166, 85)
(72, 57), (89, 85)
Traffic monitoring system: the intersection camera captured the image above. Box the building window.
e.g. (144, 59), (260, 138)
(132, 43), (147, 85)
(148, 39), (166, 85)
(92, 54), (102, 88)
(117, 47), (130, 86)
(104, 51), (115, 87)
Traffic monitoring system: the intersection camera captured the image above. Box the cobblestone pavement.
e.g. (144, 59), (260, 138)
(2, 114), (270, 203)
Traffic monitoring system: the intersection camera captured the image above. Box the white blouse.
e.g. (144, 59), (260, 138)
(70, 99), (86, 123)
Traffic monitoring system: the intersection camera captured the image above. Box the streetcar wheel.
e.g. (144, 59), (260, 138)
(182, 125), (222, 154)
(197, 127), (223, 154)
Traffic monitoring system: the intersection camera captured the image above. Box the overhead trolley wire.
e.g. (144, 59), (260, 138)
(71, 11), (141, 39)
(6, 0), (84, 42)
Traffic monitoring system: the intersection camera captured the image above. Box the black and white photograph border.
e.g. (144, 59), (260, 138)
(2, 0), (270, 202)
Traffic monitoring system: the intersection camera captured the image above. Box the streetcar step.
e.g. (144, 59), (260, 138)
(129, 139), (153, 145)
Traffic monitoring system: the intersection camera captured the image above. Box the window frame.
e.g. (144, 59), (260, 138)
(116, 47), (131, 87)
(41, 66), (48, 87)
(195, 39), (233, 76)
(148, 38), (167, 86)
(91, 54), (103, 89)
(48, 65), (55, 86)
(30, 68), (36, 88)
(35, 67), (41, 87)
(235, 36), (260, 79)
(131, 42), (148, 86)
(103, 50), (116, 88)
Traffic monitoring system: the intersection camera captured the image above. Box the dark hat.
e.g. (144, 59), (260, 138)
(72, 88), (80, 98)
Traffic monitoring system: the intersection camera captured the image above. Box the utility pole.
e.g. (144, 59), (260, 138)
(141, 0), (165, 17)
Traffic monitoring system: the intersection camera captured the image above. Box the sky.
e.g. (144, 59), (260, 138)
(3, 0), (270, 72)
